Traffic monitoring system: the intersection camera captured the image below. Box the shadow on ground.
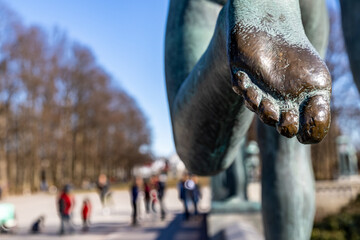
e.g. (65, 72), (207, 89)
(155, 214), (207, 240)
(1, 214), (208, 240)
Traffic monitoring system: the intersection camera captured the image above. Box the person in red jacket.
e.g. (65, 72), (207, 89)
(81, 198), (91, 231)
(58, 184), (74, 235)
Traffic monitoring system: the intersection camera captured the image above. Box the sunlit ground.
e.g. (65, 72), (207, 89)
(0, 187), (211, 240)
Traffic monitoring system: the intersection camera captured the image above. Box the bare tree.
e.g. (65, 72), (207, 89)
(0, 3), (152, 193)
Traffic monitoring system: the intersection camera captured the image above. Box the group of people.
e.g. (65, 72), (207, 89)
(55, 174), (112, 235)
(178, 173), (201, 220)
(29, 184), (92, 235)
(56, 184), (92, 235)
(41, 174), (109, 235)
(131, 174), (167, 225)
(30, 171), (201, 234)
(30, 172), (169, 234)
(130, 172), (203, 225)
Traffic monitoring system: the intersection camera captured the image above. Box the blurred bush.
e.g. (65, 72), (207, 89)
(311, 194), (360, 240)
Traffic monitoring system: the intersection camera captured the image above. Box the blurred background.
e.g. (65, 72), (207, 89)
(0, 0), (174, 193)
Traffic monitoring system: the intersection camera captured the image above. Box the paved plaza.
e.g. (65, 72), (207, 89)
(0, 187), (211, 240)
(0, 179), (359, 240)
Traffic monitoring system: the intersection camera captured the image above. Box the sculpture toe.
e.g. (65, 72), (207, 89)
(243, 86), (261, 112)
(276, 109), (299, 138)
(297, 95), (331, 144)
(258, 98), (279, 126)
(232, 71), (249, 93)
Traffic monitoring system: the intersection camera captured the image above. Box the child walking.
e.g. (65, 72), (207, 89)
(82, 198), (91, 231)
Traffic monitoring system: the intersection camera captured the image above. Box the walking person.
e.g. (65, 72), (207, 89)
(97, 174), (109, 207)
(157, 174), (167, 220)
(143, 179), (151, 214)
(58, 185), (74, 235)
(81, 198), (92, 231)
(183, 174), (201, 219)
(178, 173), (189, 220)
(150, 175), (158, 213)
(130, 177), (142, 225)
(189, 175), (201, 216)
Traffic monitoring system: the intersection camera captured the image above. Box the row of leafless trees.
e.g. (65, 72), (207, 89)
(311, 0), (360, 180)
(0, 6), (152, 193)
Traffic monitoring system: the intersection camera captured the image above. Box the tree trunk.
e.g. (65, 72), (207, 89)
(311, 116), (340, 180)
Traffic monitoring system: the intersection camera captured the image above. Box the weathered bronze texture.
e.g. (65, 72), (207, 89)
(165, 0), (330, 239)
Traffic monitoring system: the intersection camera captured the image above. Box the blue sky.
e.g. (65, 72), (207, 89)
(2, 0), (175, 157)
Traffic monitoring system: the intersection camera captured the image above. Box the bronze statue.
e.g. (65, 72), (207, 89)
(165, 0), (331, 239)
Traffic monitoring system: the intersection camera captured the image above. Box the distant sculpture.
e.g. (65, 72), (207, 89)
(244, 141), (260, 183)
(337, 136), (359, 177)
(165, 0), (330, 239)
(211, 138), (260, 213)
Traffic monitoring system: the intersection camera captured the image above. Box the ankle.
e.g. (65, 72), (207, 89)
(227, 0), (308, 47)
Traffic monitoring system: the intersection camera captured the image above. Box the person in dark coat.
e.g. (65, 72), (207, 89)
(143, 180), (151, 214)
(157, 174), (167, 220)
(189, 175), (201, 216)
(178, 173), (189, 220)
(58, 184), (74, 235)
(130, 177), (142, 225)
(97, 174), (109, 207)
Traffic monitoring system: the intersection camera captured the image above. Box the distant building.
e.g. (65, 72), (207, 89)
(132, 154), (185, 179)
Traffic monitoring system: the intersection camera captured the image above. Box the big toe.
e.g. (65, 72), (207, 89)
(297, 95), (331, 144)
